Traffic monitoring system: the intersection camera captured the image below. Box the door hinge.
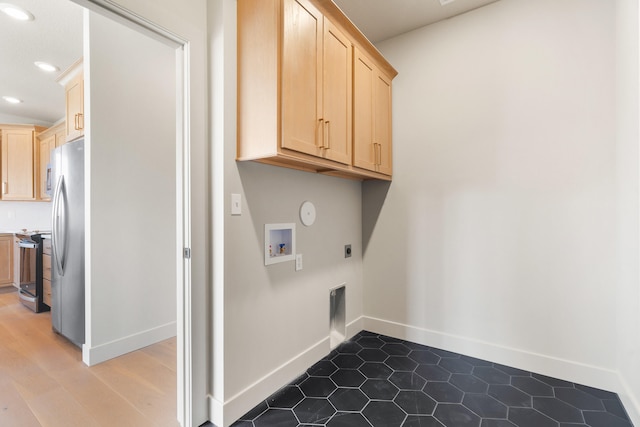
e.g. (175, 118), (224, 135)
(184, 248), (191, 259)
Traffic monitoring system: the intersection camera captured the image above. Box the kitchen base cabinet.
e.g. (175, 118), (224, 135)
(0, 235), (13, 287)
(42, 239), (52, 307)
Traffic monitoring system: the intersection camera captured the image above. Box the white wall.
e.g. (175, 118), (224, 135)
(615, 0), (640, 423)
(85, 10), (176, 358)
(209, 2), (365, 425)
(0, 201), (51, 231)
(366, 0), (620, 391)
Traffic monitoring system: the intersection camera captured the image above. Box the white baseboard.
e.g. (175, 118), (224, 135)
(215, 317), (365, 427)
(363, 316), (622, 393)
(82, 321), (176, 366)
(218, 337), (329, 427)
(346, 315), (364, 340)
(208, 396), (224, 427)
(365, 316), (640, 424)
(618, 375), (640, 427)
(207, 316), (640, 427)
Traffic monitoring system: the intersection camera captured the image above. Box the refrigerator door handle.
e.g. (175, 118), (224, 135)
(52, 175), (66, 276)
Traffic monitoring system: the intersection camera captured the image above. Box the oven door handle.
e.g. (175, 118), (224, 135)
(52, 175), (66, 276)
(19, 241), (38, 249)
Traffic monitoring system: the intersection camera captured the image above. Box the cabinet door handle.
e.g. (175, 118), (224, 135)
(325, 121), (330, 150)
(377, 144), (382, 166)
(2, 181), (7, 195)
(75, 113), (84, 131)
(318, 118), (324, 148)
(373, 143), (379, 166)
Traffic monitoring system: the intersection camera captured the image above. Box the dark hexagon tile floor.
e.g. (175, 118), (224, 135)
(229, 331), (633, 427)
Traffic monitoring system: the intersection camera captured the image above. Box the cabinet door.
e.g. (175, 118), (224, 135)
(353, 49), (376, 172)
(55, 127), (66, 147)
(0, 236), (13, 286)
(282, 0), (323, 157)
(39, 135), (55, 200)
(353, 48), (393, 176)
(374, 72), (392, 175)
(1, 128), (36, 200)
(66, 72), (84, 142)
(322, 20), (351, 165)
(43, 279), (52, 307)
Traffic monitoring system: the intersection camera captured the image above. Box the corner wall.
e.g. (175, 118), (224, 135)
(366, 0), (619, 392)
(209, 2), (365, 425)
(615, 0), (640, 423)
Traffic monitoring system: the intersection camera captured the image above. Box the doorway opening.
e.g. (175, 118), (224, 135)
(70, 0), (193, 425)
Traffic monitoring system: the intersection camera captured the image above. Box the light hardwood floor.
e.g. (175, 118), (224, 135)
(0, 287), (179, 427)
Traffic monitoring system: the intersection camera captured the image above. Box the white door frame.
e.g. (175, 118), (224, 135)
(70, 1), (194, 425)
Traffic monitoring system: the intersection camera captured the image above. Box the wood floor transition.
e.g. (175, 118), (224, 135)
(0, 287), (179, 426)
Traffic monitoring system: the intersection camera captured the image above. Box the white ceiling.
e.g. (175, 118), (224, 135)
(0, 0), (82, 125)
(333, 0), (500, 43)
(0, 0), (497, 125)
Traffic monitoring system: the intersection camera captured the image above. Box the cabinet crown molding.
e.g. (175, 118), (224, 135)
(56, 57), (83, 87)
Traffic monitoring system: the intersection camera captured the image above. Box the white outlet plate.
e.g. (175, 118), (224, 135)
(296, 254), (303, 271)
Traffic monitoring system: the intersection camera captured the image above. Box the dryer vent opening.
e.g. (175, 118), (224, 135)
(330, 285), (346, 349)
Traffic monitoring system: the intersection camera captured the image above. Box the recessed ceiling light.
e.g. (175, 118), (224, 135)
(0, 3), (34, 21)
(2, 96), (22, 104)
(439, 0), (456, 5)
(34, 61), (59, 73)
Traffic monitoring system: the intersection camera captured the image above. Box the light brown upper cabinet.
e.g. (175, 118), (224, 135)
(1, 125), (45, 201)
(238, 0), (396, 181)
(321, 19), (352, 165)
(57, 59), (84, 143)
(353, 48), (393, 176)
(37, 122), (65, 201)
(281, 0), (352, 165)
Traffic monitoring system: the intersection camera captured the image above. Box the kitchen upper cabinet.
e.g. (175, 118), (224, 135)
(0, 235), (13, 287)
(1, 125), (44, 201)
(57, 59), (84, 143)
(238, 0), (395, 180)
(37, 122), (65, 201)
(353, 48), (393, 176)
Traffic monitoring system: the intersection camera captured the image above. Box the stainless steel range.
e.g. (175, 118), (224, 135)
(17, 232), (50, 313)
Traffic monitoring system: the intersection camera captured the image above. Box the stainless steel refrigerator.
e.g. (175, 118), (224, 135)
(51, 138), (85, 347)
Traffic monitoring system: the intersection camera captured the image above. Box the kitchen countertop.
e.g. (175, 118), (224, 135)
(0, 230), (52, 236)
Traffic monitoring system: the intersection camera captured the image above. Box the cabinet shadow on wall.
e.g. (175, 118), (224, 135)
(237, 160), (376, 280)
(362, 179), (391, 255)
(236, 161), (334, 283)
